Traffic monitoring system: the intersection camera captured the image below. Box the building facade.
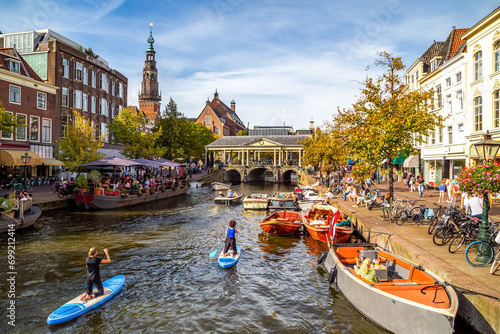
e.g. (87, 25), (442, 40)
(0, 29), (128, 155)
(195, 90), (246, 136)
(138, 25), (161, 123)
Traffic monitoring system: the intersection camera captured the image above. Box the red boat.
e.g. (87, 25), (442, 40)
(259, 209), (303, 235)
(302, 202), (353, 243)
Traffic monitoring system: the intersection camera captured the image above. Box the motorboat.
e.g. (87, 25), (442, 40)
(243, 193), (270, 210)
(211, 181), (232, 190)
(259, 209), (303, 235)
(302, 202), (353, 243)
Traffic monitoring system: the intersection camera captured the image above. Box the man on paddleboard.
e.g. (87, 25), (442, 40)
(81, 247), (111, 302)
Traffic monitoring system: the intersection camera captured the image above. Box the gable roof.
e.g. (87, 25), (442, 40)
(210, 91), (245, 127)
(206, 135), (309, 147)
(0, 48), (44, 81)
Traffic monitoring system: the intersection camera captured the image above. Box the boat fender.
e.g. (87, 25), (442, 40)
(328, 265), (338, 285)
(317, 251), (327, 265)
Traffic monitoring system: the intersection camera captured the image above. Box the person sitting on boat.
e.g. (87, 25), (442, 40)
(144, 178), (150, 189)
(218, 191), (224, 197)
(355, 258), (379, 283)
(223, 219), (238, 258)
(227, 188), (234, 198)
(80, 247), (111, 302)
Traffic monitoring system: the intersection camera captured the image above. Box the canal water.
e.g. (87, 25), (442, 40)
(0, 183), (392, 333)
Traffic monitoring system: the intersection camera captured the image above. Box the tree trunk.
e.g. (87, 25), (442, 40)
(388, 161), (394, 205)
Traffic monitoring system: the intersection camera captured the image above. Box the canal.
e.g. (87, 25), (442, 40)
(1, 183), (392, 333)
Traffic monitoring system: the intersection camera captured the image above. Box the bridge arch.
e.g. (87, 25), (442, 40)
(226, 169), (242, 183)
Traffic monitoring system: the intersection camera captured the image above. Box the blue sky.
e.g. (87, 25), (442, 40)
(1, 1), (499, 130)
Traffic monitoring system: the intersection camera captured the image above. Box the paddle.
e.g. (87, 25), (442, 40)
(209, 242), (224, 258)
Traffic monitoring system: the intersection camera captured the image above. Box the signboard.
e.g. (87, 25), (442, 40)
(451, 179), (461, 195)
(429, 170), (436, 186)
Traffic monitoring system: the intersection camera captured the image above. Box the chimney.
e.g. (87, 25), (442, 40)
(206, 98), (210, 106)
(231, 99), (235, 111)
(309, 117), (314, 131)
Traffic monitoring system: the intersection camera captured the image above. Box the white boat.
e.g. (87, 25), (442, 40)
(211, 181), (232, 190)
(243, 193), (270, 210)
(320, 243), (458, 334)
(214, 193), (243, 205)
(297, 190), (326, 211)
(189, 180), (203, 188)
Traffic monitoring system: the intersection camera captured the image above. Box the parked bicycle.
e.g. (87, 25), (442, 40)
(465, 228), (500, 267)
(8, 182), (33, 195)
(427, 204), (445, 235)
(57, 183), (76, 198)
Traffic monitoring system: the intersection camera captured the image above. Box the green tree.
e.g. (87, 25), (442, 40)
(237, 130), (248, 136)
(155, 98), (192, 160)
(0, 100), (21, 134)
(57, 109), (105, 171)
(337, 51), (444, 200)
(108, 107), (165, 159)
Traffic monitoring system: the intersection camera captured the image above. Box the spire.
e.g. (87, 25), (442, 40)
(214, 89), (219, 99)
(147, 23), (155, 53)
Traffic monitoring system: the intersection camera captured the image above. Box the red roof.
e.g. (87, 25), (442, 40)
(449, 29), (468, 58)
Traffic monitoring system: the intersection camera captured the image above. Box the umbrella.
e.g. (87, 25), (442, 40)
(133, 159), (164, 168)
(155, 158), (182, 167)
(79, 156), (142, 167)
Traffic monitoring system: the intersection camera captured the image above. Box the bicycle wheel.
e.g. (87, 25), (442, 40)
(428, 216), (439, 235)
(433, 227), (448, 246)
(26, 184), (33, 193)
(448, 233), (466, 253)
(465, 241), (494, 267)
(396, 211), (406, 226)
(441, 229), (456, 245)
(57, 189), (65, 199)
(490, 250), (500, 274)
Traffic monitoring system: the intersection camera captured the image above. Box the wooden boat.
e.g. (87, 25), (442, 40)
(74, 185), (189, 210)
(259, 209), (303, 235)
(211, 181), (232, 190)
(320, 243), (458, 334)
(0, 201), (42, 233)
(302, 202), (353, 243)
(214, 193), (243, 205)
(243, 193), (270, 210)
(268, 192), (300, 211)
(47, 275), (125, 325)
(218, 244), (241, 268)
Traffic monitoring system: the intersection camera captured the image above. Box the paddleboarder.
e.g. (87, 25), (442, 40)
(81, 247), (111, 302)
(223, 219), (238, 258)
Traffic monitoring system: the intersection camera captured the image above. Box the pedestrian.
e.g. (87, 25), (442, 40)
(409, 174), (416, 192)
(438, 179), (446, 203)
(462, 191), (469, 213)
(445, 178), (452, 202)
(406, 172), (412, 189)
(223, 219), (238, 258)
(81, 247), (111, 302)
(468, 194), (484, 220)
(417, 176), (425, 198)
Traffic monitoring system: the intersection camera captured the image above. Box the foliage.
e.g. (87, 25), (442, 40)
(0, 192), (18, 211)
(87, 169), (102, 186)
(237, 130), (248, 136)
(335, 52), (444, 199)
(351, 162), (373, 183)
(155, 98), (217, 160)
(0, 100), (21, 134)
(300, 123), (349, 168)
(456, 159), (500, 195)
(75, 174), (88, 189)
(57, 109), (105, 172)
(107, 107), (165, 159)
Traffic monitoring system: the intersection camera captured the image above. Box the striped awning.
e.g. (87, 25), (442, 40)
(42, 158), (64, 166)
(0, 149), (42, 166)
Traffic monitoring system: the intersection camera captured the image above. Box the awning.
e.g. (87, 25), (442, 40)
(393, 150), (410, 165)
(0, 149), (42, 166)
(42, 158), (64, 166)
(403, 155), (419, 168)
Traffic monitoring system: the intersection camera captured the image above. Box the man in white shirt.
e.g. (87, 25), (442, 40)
(468, 194), (484, 220)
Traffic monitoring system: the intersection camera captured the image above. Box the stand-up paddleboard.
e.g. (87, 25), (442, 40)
(218, 244), (241, 268)
(47, 275), (125, 325)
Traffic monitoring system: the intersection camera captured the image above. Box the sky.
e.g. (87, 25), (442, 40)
(1, 0), (499, 130)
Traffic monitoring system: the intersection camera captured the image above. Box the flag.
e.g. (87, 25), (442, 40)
(328, 210), (341, 241)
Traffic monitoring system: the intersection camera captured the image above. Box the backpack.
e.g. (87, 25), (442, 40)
(439, 184), (446, 191)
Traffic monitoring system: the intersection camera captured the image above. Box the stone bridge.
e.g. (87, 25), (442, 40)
(220, 165), (302, 183)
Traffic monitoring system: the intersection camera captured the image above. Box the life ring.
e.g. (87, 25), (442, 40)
(317, 251), (327, 265)
(328, 265), (338, 285)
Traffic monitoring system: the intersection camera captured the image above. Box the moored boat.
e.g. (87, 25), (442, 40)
(302, 202), (353, 243)
(320, 243), (458, 334)
(0, 201), (42, 233)
(214, 193), (243, 205)
(268, 192), (300, 211)
(259, 209), (303, 235)
(243, 193), (270, 210)
(211, 181), (232, 190)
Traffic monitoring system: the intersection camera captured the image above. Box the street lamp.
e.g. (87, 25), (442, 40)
(473, 130), (500, 262)
(21, 152), (31, 190)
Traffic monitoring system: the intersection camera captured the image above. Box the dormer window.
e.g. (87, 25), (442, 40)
(6, 60), (20, 74)
(430, 57), (441, 71)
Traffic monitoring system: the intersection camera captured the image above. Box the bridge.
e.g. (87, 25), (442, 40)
(220, 165), (303, 183)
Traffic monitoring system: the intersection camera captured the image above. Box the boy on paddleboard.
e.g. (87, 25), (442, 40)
(81, 247), (111, 302)
(223, 220), (238, 258)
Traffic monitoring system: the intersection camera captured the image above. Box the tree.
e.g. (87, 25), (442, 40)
(337, 52), (444, 201)
(0, 100), (21, 134)
(108, 107), (165, 159)
(57, 109), (105, 171)
(237, 130), (248, 136)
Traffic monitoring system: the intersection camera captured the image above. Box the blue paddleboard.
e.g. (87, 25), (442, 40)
(47, 275), (125, 325)
(218, 244), (241, 268)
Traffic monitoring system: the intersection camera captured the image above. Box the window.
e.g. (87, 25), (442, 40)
(438, 127), (443, 143)
(1, 112), (13, 140)
(458, 123), (463, 132)
(16, 114), (27, 141)
(474, 96), (482, 132)
(63, 58), (69, 78)
(42, 119), (51, 143)
(494, 43), (500, 73)
(215, 127), (220, 134)
(91, 96), (96, 114)
(37, 92), (46, 109)
(494, 90), (500, 128)
(61, 116), (69, 138)
(100, 73), (108, 93)
(9, 85), (20, 103)
(111, 103), (115, 118)
(83, 67), (88, 85)
(83, 93), (88, 112)
(112, 81), (115, 96)
(411, 75), (414, 83)
(74, 62), (83, 81)
(100, 123), (109, 142)
(204, 116), (211, 125)
(445, 77), (451, 87)
(119, 83), (124, 99)
(62, 87), (69, 107)
(446, 94), (452, 113)
(448, 126), (453, 144)
(416, 70), (419, 80)
(431, 131), (436, 145)
(73, 90), (82, 109)
(456, 72), (462, 83)
(457, 90), (463, 110)
(7, 60), (20, 73)
(474, 51), (482, 81)
(436, 85), (442, 108)
(92, 71), (96, 88)
(431, 58), (440, 71)
(30, 116), (40, 141)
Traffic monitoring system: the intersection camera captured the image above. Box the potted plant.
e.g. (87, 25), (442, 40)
(0, 192), (18, 218)
(75, 174), (88, 194)
(120, 189), (129, 198)
(88, 170), (102, 195)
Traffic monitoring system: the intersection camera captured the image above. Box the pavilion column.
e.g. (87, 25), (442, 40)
(299, 149), (302, 167)
(274, 149), (276, 166)
(238, 151), (241, 163)
(205, 148), (208, 166)
(258, 151), (261, 162)
(223, 150), (226, 164)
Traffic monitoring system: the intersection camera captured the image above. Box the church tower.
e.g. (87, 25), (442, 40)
(139, 23), (161, 122)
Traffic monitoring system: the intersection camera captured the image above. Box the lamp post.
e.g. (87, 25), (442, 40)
(473, 130), (500, 262)
(21, 152), (31, 190)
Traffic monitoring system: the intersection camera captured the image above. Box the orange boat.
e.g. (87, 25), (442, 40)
(259, 209), (303, 235)
(302, 202), (353, 243)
